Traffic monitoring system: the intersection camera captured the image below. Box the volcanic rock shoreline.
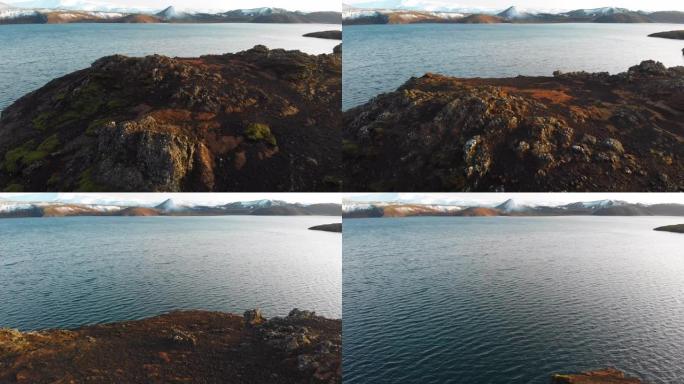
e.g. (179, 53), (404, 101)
(0, 45), (341, 192)
(0, 308), (341, 384)
(343, 60), (684, 192)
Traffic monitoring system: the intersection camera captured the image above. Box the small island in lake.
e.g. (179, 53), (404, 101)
(304, 30), (342, 40)
(654, 224), (684, 233)
(309, 223), (343, 232)
(0, 309), (341, 384)
(648, 30), (684, 40)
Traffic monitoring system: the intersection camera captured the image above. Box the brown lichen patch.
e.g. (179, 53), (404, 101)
(148, 109), (193, 124)
(517, 88), (573, 104)
(205, 133), (241, 154)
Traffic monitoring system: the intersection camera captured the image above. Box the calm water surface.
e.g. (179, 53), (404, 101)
(343, 23), (684, 109)
(0, 23), (340, 111)
(0, 216), (341, 330)
(343, 216), (684, 384)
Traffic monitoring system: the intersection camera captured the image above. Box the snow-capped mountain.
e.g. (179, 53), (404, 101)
(565, 7), (631, 17)
(343, 200), (684, 218)
(495, 199), (528, 212)
(578, 200), (628, 209)
(155, 5), (185, 19)
(155, 198), (184, 212)
(238, 7), (288, 16)
(497, 6), (527, 19)
(0, 199), (341, 218)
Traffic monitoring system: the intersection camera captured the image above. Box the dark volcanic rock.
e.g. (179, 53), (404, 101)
(309, 223), (342, 232)
(343, 61), (684, 192)
(303, 30), (342, 40)
(552, 368), (641, 383)
(654, 224), (684, 233)
(0, 309), (341, 384)
(0, 45), (341, 192)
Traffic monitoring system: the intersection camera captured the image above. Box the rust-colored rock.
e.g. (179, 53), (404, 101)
(552, 368), (642, 384)
(343, 61), (684, 192)
(0, 309), (341, 384)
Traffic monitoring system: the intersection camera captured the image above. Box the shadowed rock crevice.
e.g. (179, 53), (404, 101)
(0, 45), (341, 192)
(343, 61), (684, 192)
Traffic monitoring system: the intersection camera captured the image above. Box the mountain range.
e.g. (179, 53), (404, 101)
(0, 199), (342, 218)
(343, 199), (684, 218)
(342, 4), (684, 24)
(0, 3), (342, 24)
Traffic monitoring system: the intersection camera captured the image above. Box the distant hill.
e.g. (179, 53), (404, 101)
(0, 5), (342, 24)
(0, 200), (341, 218)
(343, 4), (684, 25)
(343, 200), (684, 218)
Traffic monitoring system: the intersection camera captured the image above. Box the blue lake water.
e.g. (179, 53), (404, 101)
(343, 23), (684, 109)
(343, 216), (684, 384)
(0, 216), (341, 330)
(0, 23), (340, 111)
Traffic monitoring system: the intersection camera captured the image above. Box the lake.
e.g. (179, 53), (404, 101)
(343, 216), (684, 384)
(0, 216), (341, 330)
(0, 23), (340, 111)
(343, 23), (684, 109)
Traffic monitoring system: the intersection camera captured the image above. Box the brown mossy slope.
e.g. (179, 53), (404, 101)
(0, 309), (341, 384)
(0, 45), (341, 192)
(343, 61), (684, 192)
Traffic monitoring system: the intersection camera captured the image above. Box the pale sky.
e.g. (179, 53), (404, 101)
(5, 0), (341, 12)
(345, 193), (684, 206)
(0, 193), (342, 206)
(345, 0), (684, 12)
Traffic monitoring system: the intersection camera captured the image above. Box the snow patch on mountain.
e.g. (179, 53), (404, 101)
(0, 202), (35, 213)
(0, 8), (38, 18)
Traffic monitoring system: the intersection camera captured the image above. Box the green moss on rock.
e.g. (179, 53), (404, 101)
(76, 168), (104, 192)
(245, 123), (277, 146)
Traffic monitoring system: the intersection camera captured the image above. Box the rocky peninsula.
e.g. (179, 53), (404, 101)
(648, 30), (684, 40)
(0, 308), (340, 384)
(309, 223), (342, 232)
(654, 224), (684, 233)
(0, 45), (341, 192)
(552, 368), (641, 383)
(343, 61), (684, 192)
(303, 31), (342, 40)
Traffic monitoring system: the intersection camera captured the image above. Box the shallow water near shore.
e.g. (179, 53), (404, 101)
(0, 23), (340, 111)
(343, 216), (684, 384)
(343, 23), (684, 109)
(0, 216), (341, 330)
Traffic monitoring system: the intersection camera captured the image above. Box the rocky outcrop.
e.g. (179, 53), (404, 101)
(0, 309), (341, 384)
(0, 45), (341, 192)
(309, 223), (342, 232)
(552, 368), (642, 383)
(654, 224), (684, 233)
(343, 61), (684, 192)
